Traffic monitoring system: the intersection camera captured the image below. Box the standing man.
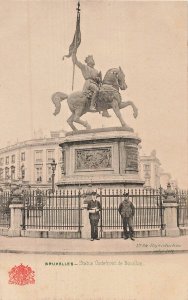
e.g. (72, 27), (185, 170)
(118, 192), (135, 240)
(72, 52), (111, 118)
(87, 191), (102, 241)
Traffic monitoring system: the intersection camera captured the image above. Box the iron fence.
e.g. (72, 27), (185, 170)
(0, 191), (11, 227)
(177, 190), (188, 227)
(23, 190), (82, 233)
(99, 189), (164, 232)
(21, 188), (164, 233)
(3, 187), (188, 235)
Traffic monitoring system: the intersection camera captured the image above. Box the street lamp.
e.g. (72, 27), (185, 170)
(51, 159), (57, 194)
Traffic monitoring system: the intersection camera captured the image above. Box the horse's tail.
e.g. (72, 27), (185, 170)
(51, 92), (68, 116)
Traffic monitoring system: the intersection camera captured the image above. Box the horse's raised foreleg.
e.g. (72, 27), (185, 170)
(67, 114), (78, 131)
(73, 109), (91, 130)
(111, 100), (133, 131)
(119, 101), (138, 118)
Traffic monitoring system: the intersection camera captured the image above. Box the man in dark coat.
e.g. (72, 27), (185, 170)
(118, 192), (135, 240)
(87, 191), (102, 241)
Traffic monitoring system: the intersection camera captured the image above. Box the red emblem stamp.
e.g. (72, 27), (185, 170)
(8, 264), (35, 285)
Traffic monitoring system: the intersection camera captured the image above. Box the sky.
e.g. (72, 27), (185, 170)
(0, 0), (187, 188)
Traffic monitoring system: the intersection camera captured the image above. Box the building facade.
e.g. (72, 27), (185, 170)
(139, 150), (161, 189)
(0, 132), (65, 190)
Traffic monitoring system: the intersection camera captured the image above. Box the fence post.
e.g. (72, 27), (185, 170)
(78, 189), (81, 237)
(99, 187), (103, 238)
(8, 186), (24, 237)
(162, 183), (180, 237)
(159, 186), (164, 232)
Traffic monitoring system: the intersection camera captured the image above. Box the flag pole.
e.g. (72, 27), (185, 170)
(72, 1), (80, 91)
(72, 62), (76, 91)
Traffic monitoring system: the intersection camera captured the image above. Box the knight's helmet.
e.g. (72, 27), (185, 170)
(85, 55), (95, 66)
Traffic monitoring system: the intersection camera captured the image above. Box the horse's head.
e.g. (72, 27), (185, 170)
(103, 67), (127, 90)
(117, 67), (127, 90)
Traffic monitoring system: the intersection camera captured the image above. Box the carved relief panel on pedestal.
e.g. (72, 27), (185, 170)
(75, 147), (112, 171)
(125, 147), (138, 172)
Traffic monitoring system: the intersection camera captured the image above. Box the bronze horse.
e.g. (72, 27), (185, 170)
(52, 67), (138, 131)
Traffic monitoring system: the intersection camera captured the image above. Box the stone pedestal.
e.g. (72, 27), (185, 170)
(8, 203), (24, 237)
(163, 203), (180, 237)
(81, 204), (91, 239)
(162, 183), (180, 237)
(57, 127), (144, 189)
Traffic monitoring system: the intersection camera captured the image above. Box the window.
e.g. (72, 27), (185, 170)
(11, 154), (15, 163)
(144, 177), (151, 187)
(21, 152), (25, 161)
(11, 166), (15, 180)
(5, 167), (9, 179)
(0, 168), (3, 180)
(155, 166), (159, 176)
(47, 166), (52, 182)
(35, 166), (43, 182)
(144, 171), (150, 179)
(35, 150), (43, 162)
(47, 150), (55, 162)
(59, 149), (62, 162)
(5, 156), (9, 165)
(144, 164), (150, 171)
(0, 158), (4, 166)
(21, 165), (25, 180)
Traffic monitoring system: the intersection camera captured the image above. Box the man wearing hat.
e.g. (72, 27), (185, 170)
(87, 191), (102, 241)
(118, 192), (135, 240)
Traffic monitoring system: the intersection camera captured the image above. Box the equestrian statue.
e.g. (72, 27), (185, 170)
(52, 52), (138, 132)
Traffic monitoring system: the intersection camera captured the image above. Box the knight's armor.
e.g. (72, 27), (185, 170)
(72, 53), (110, 117)
(80, 64), (101, 99)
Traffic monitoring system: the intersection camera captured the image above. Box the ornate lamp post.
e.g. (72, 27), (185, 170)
(51, 159), (57, 194)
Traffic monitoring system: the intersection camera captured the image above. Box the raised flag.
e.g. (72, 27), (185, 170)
(63, 2), (81, 60)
